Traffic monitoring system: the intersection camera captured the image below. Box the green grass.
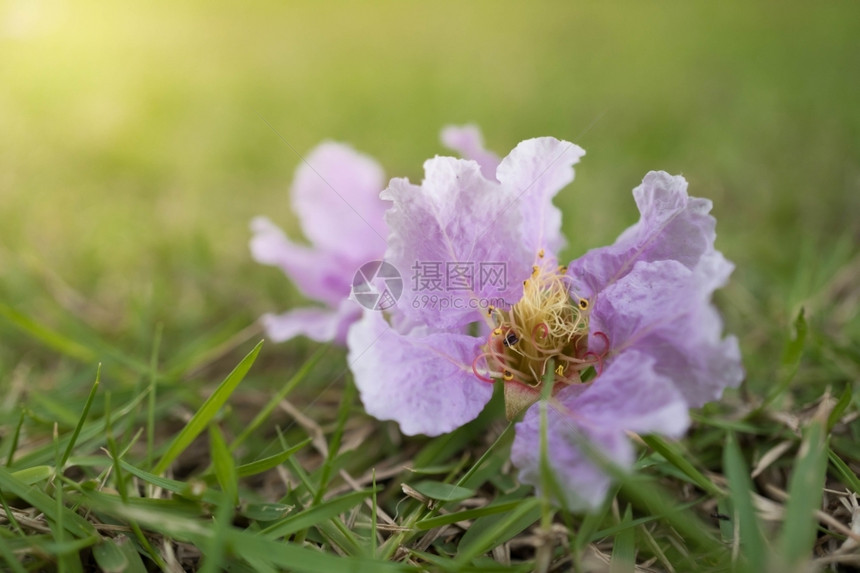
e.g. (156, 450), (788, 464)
(1, 1), (859, 570)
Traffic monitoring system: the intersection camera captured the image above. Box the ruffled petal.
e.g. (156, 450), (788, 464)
(261, 299), (362, 344)
(249, 216), (348, 307)
(382, 158), (531, 330)
(513, 414), (631, 512)
(440, 125), (501, 182)
(564, 351), (691, 437)
(567, 171), (716, 300)
(590, 254), (743, 407)
(496, 138), (585, 258)
(511, 351), (688, 511)
(291, 142), (388, 262)
(346, 311), (493, 436)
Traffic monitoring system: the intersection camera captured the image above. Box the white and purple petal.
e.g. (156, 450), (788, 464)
(589, 254), (743, 407)
(346, 311), (493, 436)
(566, 171), (742, 406)
(261, 299), (362, 345)
(496, 138), (585, 259)
(249, 216), (349, 307)
(511, 351), (689, 511)
(567, 171), (715, 300)
(441, 125), (501, 182)
(382, 158), (531, 330)
(291, 142), (388, 262)
(250, 142), (389, 345)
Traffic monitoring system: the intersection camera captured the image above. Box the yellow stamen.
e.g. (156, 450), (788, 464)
(487, 262), (589, 389)
(477, 253), (600, 419)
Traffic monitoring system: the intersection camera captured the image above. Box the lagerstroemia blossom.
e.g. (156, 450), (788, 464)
(347, 128), (743, 510)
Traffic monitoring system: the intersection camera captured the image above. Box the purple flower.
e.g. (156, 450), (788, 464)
(347, 130), (743, 510)
(250, 142), (388, 344)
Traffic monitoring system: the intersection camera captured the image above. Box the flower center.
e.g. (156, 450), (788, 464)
(472, 255), (608, 418)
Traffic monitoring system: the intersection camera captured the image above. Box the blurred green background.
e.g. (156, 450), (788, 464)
(1, 1), (858, 383)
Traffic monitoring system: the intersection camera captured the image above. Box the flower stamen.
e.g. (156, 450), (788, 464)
(471, 355), (495, 384)
(593, 331), (610, 354)
(477, 257), (603, 417)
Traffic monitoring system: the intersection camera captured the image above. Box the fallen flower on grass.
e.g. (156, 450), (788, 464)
(347, 128), (743, 510)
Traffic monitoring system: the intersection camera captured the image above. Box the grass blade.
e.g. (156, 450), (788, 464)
(0, 534), (28, 573)
(13, 387), (148, 470)
(119, 460), (220, 504)
(415, 499), (524, 530)
(60, 365), (101, 469)
(261, 489), (374, 539)
(0, 302), (96, 363)
(4, 410), (26, 467)
(146, 323), (163, 469)
(227, 527), (411, 573)
(641, 434), (724, 497)
(0, 465), (96, 539)
(153, 340), (263, 475)
(762, 308), (807, 409)
(613, 472), (723, 558)
(724, 432), (766, 572)
(209, 424), (238, 504)
(610, 504), (635, 573)
(775, 421), (828, 570)
(410, 480), (475, 503)
(827, 383), (853, 432)
(92, 535), (148, 573)
(454, 497), (541, 568)
(104, 393), (165, 569)
(231, 344), (328, 451)
(828, 448), (860, 493)
(235, 438), (311, 477)
(10, 466), (53, 485)
(312, 377), (356, 505)
(200, 490), (233, 573)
